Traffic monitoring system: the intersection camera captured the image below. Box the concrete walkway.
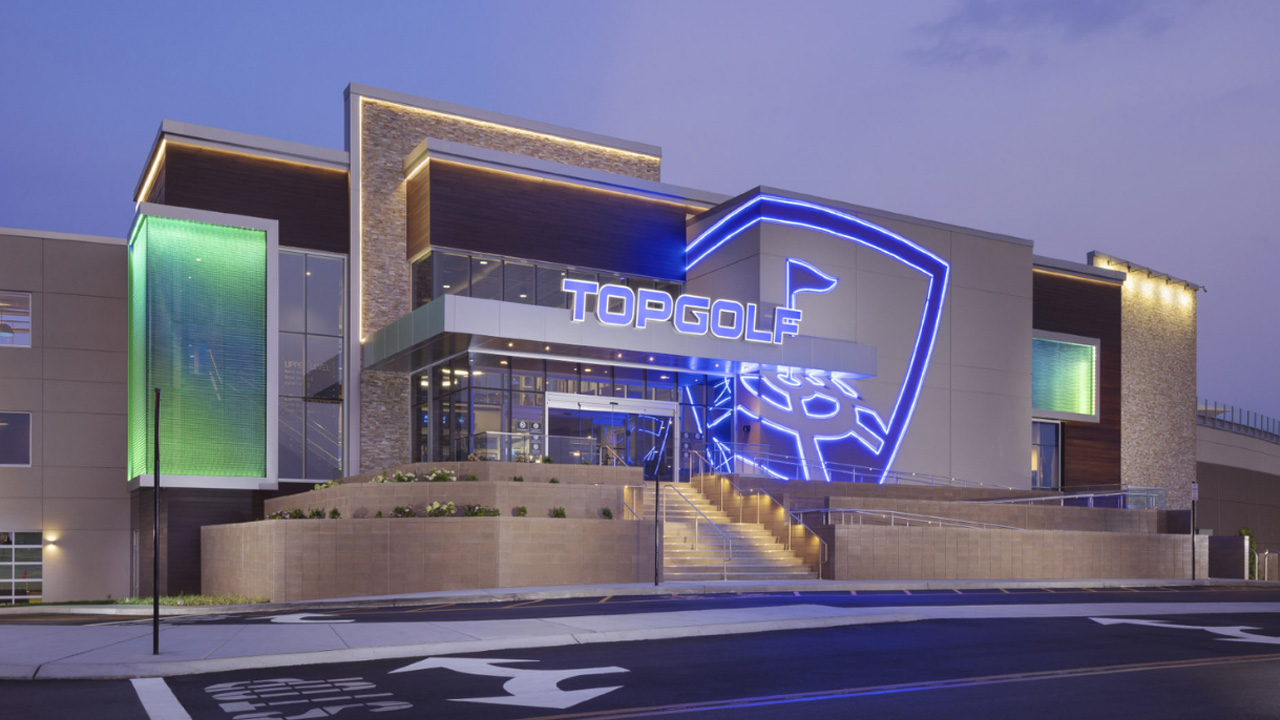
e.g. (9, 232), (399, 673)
(2, 578), (1275, 680)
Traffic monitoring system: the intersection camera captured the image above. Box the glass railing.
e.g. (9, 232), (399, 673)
(460, 432), (602, 465)
(1198, 399), (1280, 445)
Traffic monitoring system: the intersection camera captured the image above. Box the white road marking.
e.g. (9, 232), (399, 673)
(391, 656), (627, 709)
(248, 613), (355, 624)
(1091, 617), (1280, 645)
(130, 677), (192, 720)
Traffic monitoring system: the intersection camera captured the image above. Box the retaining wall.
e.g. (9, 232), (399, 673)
(203, 517), (656, 602)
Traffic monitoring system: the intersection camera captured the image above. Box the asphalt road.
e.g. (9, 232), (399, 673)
(4, 588), (1280, 719)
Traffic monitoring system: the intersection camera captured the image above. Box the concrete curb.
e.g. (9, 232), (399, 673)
(30, 612), (922, 680)
(3, 578), (1254, 617)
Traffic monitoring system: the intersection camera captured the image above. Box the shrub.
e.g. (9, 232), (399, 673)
(514, 506), (528, 517)
(328, 508), (341, 519)
(601, 507), (613, 520)
(425, 468), (456, 482)
(512, 476), (524, 482)
(308, 508), (325, 519)
(551, 507), (566, 518)
(393, 470), (417, 483)
(392, 505), (416, 518)
(425, 501), (456, 517)
(463, 474), (479, 482)
(463, 504), (500, 517)
(375, 510), (383, 518)
(549, 478), (560, 484)
(313, 479), (342, 491)
(540, 456), (555, 464)
(370, 472), (389, 484)
(267, 508), (307, 520)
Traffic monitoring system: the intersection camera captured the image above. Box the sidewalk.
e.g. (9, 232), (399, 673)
(1, 578), (1271, 681)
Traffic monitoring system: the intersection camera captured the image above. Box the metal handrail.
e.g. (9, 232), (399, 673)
(1198, 399), (1280, 446)
(795, 507), (1024, 531)
(621, 498), (642, 521)
(970, 487), (1166, 510)
(687, 450), (829, 577)
(662, 484), (734, 580)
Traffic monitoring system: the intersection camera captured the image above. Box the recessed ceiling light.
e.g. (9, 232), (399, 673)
(519, 294), (527, 298)
(443, 285), (451, 289)
(480, 260), (488, 265)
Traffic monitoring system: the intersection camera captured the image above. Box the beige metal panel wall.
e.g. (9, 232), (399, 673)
(1196, 425), (1280, 552)
(0, 231), (131, 602)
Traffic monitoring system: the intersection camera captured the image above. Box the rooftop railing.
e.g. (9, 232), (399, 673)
(1197, 399), (1280, 445)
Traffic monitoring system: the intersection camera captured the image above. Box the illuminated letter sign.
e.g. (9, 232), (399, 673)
(562, 280), (799, 346)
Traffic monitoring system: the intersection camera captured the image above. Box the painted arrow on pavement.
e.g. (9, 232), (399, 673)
(1091, 617), (1280, 645)
(247, 613), (355, 624)
(391, 656), (628, 709)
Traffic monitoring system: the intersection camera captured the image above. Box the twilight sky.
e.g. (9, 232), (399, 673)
(2, 0), (1277, 417)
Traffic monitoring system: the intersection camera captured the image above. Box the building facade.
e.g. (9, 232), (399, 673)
(0, 83), (1243, 602)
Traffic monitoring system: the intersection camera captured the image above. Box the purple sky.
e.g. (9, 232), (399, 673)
(3, 0), (1276, 417)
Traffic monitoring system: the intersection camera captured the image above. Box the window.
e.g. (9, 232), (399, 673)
(1032, 331), (1100, 422)
(408, 249), (680, 312)
(0, 291), (31, 348)
(0, 532), (43, 604)
(278, 251), (345, 480)
(1031, 421), (1061, 490)
(0, 413), (31, 467)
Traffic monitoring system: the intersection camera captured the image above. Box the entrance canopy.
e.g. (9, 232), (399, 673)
(362, 294), (878, 378)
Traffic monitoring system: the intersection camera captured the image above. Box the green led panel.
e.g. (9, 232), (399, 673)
(128, 215), (267, 479)
(1032, 337), (1096, 417)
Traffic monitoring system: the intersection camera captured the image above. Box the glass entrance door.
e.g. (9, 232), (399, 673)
(545, 394), (678, 482)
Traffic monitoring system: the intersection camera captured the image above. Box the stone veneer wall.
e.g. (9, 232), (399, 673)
(359, 370), (411, 473)
(203, 517), (655, 601)
(355, 97), (661, 471)
(821, 525), (1207, 581)
(1092, 257), (1199, 508)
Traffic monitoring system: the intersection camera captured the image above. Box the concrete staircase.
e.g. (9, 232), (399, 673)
(643, 483), (819, 582)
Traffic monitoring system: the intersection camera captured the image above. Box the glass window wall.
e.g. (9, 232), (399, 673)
(1031, 421), (1061, 490)
(412, 352), (729, 467)
(0, 531), (42, 604)
(0, 291), (32, 348)
(0, 413), (31, 467)
(409, 249), (680, 312)
(278, 250), (344, 480)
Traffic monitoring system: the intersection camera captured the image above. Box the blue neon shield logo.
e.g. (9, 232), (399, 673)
(686, 193), (949, 483)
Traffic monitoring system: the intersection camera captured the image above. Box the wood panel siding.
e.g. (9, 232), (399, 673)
(406, 164), (430, 261)
(1033, 271), (1123, 488)
(161, 144), (349, 254)
(420, 161), (688, 279)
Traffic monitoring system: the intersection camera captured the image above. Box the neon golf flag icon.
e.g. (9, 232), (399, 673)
(686, 193), (950, 484)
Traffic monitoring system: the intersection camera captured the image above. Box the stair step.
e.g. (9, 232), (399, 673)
(646, 482), (819, 582)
